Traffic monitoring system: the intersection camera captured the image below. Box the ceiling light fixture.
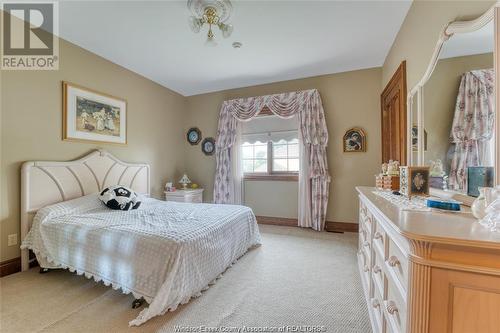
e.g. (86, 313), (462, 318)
(188, 0), (233, 46)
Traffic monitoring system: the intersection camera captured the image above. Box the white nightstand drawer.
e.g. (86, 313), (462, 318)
(165, 189), (203, 203)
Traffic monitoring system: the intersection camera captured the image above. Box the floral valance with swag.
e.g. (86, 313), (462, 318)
(213, 89), (331, 231)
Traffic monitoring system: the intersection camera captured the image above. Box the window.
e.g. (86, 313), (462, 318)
(242, 141), (268, 173)
(272, 138), (299, 172)
(242, 136), (299, 180)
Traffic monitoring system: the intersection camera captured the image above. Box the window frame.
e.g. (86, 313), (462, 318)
(243, 140), (299, 182)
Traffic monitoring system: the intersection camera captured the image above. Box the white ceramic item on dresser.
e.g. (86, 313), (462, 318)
(471, 187), (488, 219)
(407, 2), (499, 204)
(357, 186), (500, 333)
(164, 188), (203, 203)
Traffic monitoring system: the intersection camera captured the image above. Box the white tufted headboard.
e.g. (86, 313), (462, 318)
(20, 149), (150, 271)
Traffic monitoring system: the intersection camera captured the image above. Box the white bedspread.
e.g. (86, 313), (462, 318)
(21, 194), (261, 326)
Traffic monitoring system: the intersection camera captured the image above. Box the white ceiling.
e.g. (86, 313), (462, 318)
(58, 1), (412, 96)
(440, 20), (494, 59)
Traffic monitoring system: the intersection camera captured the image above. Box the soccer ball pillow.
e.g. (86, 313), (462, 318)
(99, 185), (141, 211)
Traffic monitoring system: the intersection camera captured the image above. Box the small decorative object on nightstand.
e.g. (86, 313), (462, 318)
(164, 188), (204, 203)
(165, 182), (175, 192)
(179, 174), (191, 189)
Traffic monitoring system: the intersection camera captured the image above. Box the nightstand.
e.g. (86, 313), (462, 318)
(164, 188), (204, 203)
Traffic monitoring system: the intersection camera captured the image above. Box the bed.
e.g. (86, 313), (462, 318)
(20, 150), (261, 326)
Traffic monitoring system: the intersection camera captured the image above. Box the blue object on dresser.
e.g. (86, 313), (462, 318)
(467, 167), (494, 197)
(426, 198), (461, 211)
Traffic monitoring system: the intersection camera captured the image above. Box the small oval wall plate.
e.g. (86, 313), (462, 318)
(201, 137), (216, 156)
(187, 127), (202, 145)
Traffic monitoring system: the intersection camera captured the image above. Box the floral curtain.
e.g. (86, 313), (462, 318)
(214, 89), (330, 231)
(449, 69), (495, 191)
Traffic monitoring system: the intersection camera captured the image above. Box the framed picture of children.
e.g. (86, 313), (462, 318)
(343, 127), (366, 152)
(63, 82), (127, 144)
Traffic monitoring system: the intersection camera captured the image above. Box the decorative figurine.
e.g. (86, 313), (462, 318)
(387, 160), (400, 176)
(429, 159), (447, 190)
(381, 163), (388, 175)
(429, 159), (445, 177)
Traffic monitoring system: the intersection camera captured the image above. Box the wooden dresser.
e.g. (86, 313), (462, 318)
(357, 186), (500, 333)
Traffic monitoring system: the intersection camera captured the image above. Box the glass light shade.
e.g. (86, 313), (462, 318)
(219, 23), (233, 38)
(179, 174), (191, 189)
(205, 35), (217, 47)
(188, 16), (203, 33)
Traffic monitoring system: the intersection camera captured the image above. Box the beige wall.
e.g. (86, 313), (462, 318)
(382, 0), (495, 90)
(0, 39), (186, 262)
(184, 68), (382, 224)
(244, 181), (298, 218)
(424, 53), (493, 168)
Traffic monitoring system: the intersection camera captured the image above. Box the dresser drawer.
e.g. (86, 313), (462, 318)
(184, 195), (202, 203)
(385, 280), (406, 333)
(359, 199), (368, 220)
(372, 219), (386, 257)
(357, 251), (370, 297)
(372, 246), (385, 296)
(166, 196), (187, 203)
(385, 316), (397, 333)
(165, 189), (204, 203)
(359, 199), (373, 235)
(386, 238), (408, 292)
(359, 228), (371, 252)
(370, 279), (385, 333)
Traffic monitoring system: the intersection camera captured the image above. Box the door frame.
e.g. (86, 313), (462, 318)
(380, 61), (407, 164)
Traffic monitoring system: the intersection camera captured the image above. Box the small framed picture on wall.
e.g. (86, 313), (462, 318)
(343, 127), (366, 152)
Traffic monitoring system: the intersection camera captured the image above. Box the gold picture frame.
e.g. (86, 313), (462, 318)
(343, 127), (366, 152)
(63, 81), (127, 145)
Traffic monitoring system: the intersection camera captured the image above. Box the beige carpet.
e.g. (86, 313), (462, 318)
(0, 225), (370, 333)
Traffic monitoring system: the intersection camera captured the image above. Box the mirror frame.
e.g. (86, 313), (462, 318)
(407, 3), (500, 205)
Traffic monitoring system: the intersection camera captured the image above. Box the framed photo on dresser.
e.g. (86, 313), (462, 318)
(63, 82), (127, 144)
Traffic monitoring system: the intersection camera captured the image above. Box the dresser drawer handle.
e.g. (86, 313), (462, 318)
(374, 231), (383, 240)
(386, 300), (398, 315)
(373, 265), (381, 274)
(371, 298), (380, 308)
(388, 256), (400, 267)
